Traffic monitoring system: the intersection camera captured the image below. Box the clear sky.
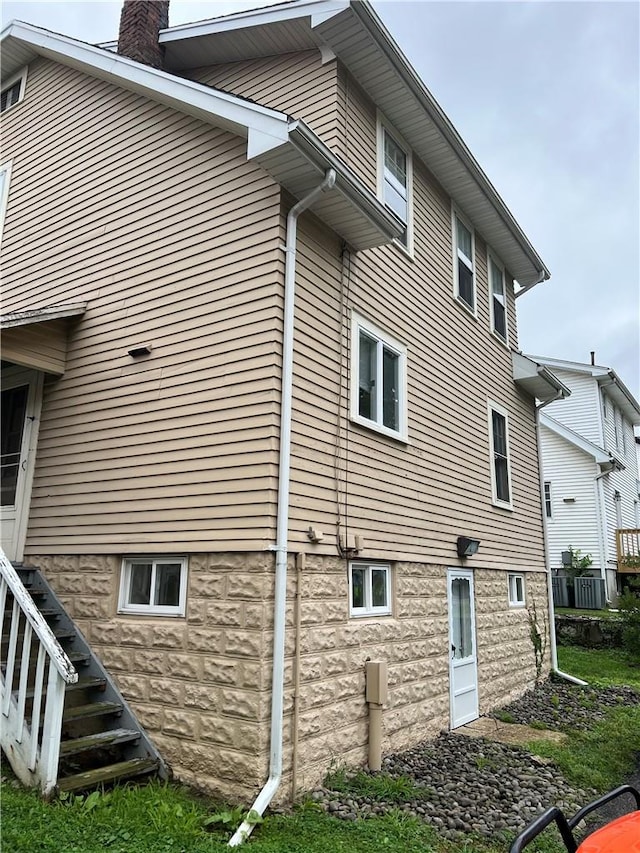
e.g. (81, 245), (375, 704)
(3, 0), (639, 398)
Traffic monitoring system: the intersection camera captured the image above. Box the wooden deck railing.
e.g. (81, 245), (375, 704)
(616, 528), (640, 574)
(0, 549), (77, 796)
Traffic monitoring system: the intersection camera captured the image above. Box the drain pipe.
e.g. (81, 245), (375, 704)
(228, 168), (336, 848)
(536, 398), (588, 686)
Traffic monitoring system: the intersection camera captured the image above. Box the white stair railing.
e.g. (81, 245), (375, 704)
(0, 549), (77, 796)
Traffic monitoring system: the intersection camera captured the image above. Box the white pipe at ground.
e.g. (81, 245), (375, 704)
(228, 169), (336, 848)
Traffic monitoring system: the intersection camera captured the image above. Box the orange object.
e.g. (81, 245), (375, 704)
(577, 812), (640, 853)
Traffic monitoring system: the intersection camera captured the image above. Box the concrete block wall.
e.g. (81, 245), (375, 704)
(32, 552), (274, 803)
(32, 552), (551, 805)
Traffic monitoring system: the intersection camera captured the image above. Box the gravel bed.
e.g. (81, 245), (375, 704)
(491, 677), (639, 732)
(310, 678), (639, 843)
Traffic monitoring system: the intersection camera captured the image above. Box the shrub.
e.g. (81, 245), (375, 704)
(618, 581), (640, 661)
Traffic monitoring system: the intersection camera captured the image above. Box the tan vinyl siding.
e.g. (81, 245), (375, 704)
(187, 50), (341, 150)
(288, 163), (544, 572)
(1, 320), (69, 374)
(2, 57), (283, 555)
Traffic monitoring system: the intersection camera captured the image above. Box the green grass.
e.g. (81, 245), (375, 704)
(555, 607), (622, 621)
(557, 644), (640, 689)
(3, 646), (636, 853)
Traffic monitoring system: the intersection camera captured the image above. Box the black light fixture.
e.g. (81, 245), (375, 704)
(456, 536), (480, 559)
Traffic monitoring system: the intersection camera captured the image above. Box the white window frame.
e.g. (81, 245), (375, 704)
(488, 250), (508, 343)
(349, 562), (392, 617)
(118, 556), (188, 616)
(488, 402), (513, 510)
(350, 312), (408, 442)
(544, 481), (552, 519)
(508, 573), (526, 607)
(1, 69), (28, 114)
(452, 207), (476, 314)
(0, 161), (12, 245)
(377, 113), (413, 256)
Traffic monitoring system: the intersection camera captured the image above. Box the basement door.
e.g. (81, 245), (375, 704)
(0, 367), (43, 562)
(447, 568), (479, 728)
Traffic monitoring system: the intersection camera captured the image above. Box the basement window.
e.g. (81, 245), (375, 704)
(349, 562), (392, 617)
(508, 573), (526, 607)
(119, 556), (188, 616)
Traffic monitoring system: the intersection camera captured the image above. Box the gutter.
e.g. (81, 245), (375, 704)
(536, 395), (588, 686)
(228, 168), (337, 847)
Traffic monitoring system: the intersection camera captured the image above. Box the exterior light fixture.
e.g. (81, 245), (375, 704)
(456, 536), (480, 558)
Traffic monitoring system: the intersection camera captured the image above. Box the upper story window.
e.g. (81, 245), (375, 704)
(118, 556), (188, 616)
(378, 117), (413, 253)
(453, 210), (475, 312)
(1, 70), (27, 114)
(601, 389), (608, 419)
(349, 562), (392, 617)
(351, 313), (408, 442)
(488, 252), (508, 342)
(488, 402), (512, 509)
(613, 405), (620, 449)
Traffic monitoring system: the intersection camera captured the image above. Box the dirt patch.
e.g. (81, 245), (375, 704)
(456, 716), (568, 746)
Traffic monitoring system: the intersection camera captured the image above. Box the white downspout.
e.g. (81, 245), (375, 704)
(536, 397), (588, 686)
(228, 168), (336, 848)
(594, 468), (611, 603)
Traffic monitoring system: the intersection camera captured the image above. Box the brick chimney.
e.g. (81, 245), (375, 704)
(117, 1), (169, 69)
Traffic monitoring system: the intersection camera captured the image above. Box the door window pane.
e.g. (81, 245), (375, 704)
(452, 577), (472, 659)
(1, 385), (28, 506)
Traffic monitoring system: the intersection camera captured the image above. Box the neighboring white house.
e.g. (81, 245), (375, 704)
(527, 356), (640, 601)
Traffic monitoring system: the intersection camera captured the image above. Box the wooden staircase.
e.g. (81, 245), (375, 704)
(1, 558), (167, 794)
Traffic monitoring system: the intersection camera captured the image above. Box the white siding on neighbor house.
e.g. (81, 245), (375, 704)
(2, 57), (284, 555)
(540, 425), (603, 570)
(601, 414), (640, 563)
(542, 370), (602, 445)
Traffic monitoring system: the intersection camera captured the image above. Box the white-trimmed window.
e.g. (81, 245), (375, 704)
(349, 562), (391, 617)
(351, 313), (408, 441)
(488, 252), (508, 342)
(488, 403), (512, 508)
(0, 162), (11, 244)
(544, 481), (552, 518)
(453, 210), (475, 311)
(118, 556), (188, 616)
(378, 117), (412, 252)
(1, 70), (27, 114)
(508, 573), (525, 607)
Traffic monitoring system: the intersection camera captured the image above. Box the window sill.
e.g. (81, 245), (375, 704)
(490, 329), (510, 348)
(453, 295), (478, 320)
(350, 415), (409, 445)
(391, 237), (415, 261)
(350, 610), (393, 619)
(117, 607), (185, 618)
(509, 601), (526, 608)
(492, 499), (514, 512)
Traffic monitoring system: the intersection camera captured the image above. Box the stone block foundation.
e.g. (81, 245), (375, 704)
(31, 552), (550, 804)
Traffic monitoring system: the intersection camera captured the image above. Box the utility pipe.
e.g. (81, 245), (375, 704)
(535, 397), (588, 686)
(228, 169), (336, 848)
(594, 468), (612, 603)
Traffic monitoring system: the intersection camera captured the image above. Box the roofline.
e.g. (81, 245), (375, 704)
(540, 412), (616, 466)
(1, 20), (290, 155)
(159, 0), (549, 286)
(350, 1), (550, 284)
(1, 303), (87, 328)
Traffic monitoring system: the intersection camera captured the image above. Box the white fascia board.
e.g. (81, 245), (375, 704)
(540, 412), (612, 465)
(1, 22), (289, 151)
(159, 0), (348, 43)
(1, 303), (86, 328)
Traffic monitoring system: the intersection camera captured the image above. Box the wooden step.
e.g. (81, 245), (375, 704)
(22, 675), (105, 700)
(62, 700), (123, 722)
(57, 757), (159, 792)
(59, 728), (140, 757)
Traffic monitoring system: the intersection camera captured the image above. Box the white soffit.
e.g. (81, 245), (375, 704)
(159, 0), (549, 286)
(512, 352), (571, 403)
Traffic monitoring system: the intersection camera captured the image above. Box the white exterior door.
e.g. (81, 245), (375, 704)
(448, 568), (479, 728)
(1, 367), (43, 562)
